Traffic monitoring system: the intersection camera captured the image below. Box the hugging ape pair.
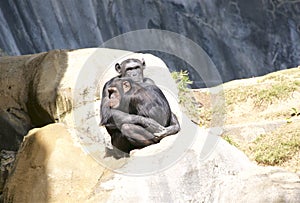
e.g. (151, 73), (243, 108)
(100, 58), (180, 156)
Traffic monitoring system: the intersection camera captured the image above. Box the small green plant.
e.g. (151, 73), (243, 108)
(291, 107), (300, 117)
(251, 125), (300, 165)
(293, 80), (300, 87)
(172, 70), (204, 124)
(287, 107), (300, 123)
(223, 135), (239, 148)
(171, 70), (193, 104)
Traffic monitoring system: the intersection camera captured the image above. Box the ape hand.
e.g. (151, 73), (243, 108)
(140, 117), (166, 133)
(153, 126), (179, 139)
(153, 128), (168, 138)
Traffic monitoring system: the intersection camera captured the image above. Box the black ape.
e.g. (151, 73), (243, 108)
(107, 78), (180, 148)
(100, 58), (154, 126)
(100, 58), (180, 156)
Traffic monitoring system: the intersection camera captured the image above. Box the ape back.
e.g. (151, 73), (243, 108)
(110, 78), (172, 127)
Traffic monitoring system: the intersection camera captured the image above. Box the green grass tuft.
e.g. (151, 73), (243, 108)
(252, 124), (300, 165)
(255, 83), (296, 106)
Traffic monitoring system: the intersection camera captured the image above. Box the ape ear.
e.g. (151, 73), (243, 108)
(122, 81), (131, 93)
(141, 58), (145, 66)
(115, 63), (122, 73)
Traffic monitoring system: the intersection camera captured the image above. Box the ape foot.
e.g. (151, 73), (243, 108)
(105, 147), (129, 159)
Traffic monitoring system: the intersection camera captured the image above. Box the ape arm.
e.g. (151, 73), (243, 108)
(154, 112), (180, 138)
(138, 85), (181, 139)
(110, 109), (166, 134)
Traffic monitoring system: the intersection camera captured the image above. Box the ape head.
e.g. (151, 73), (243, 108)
(115, 58), (146, 83)
(108, 78), (133, 110)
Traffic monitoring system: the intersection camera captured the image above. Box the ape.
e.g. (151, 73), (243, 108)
(107, 77), (180, 148)
(100, 58), (154, 126)
(100, 58), (180, 156)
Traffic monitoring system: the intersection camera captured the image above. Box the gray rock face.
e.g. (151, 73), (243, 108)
(0, 1), (300, 87)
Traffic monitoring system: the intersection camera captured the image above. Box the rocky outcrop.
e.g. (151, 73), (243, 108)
(3, 124), (110, 202)
(0, 50), (68, 151)
(3, 123), (300, 202)
(1, 1), (300, 87)
(1, 48), (300, 202)
(0, 50), (71, 195)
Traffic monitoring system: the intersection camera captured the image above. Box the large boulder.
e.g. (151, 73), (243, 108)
(3, 123), (300, 202)
(0, 50), (69, 151)
(3, 124), (109, 202)
(1, 48), (300, 202)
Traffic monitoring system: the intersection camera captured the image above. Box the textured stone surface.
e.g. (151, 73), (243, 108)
(215, 167), (300, 202)
(3, 123), (300, 202)
(0, 50), (68, 151)
(3, 124), (110, 202)
(0, 1), (300, 87)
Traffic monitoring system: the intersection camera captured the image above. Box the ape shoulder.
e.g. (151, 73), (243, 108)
(143, 78), (155, 85)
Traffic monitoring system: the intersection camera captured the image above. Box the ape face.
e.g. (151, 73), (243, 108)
(108, 79), (131, 109)
(115, 58), (145, 83)
(124, 66), (143, 79)
(108, 86), (120, 108)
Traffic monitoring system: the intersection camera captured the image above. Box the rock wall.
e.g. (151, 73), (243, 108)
(1, 1), (300, 87)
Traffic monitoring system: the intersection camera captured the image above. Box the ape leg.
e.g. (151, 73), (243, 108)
(120, 124), (159, 148)
(105, 127), (135, 156)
